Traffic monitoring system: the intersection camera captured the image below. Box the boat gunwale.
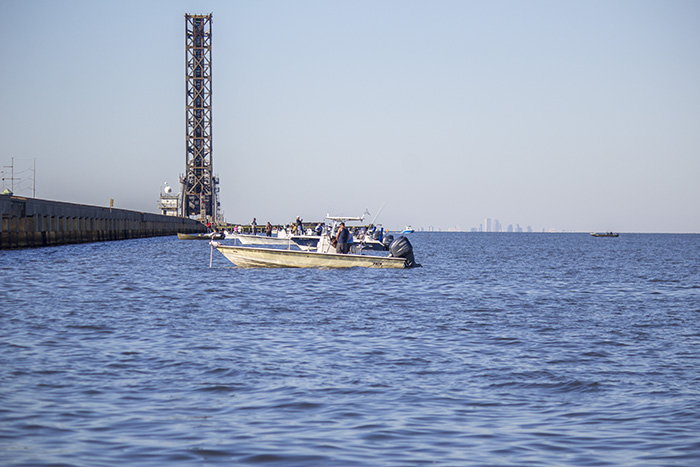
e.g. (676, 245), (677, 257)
(214, 243), (407, 268)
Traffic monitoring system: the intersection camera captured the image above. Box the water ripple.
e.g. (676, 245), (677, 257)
(1, 234), (699, 465)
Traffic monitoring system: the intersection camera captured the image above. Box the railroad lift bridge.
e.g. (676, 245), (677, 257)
(179, 13), (220, 224)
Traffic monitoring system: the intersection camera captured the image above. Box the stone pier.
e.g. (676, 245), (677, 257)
(1, 195), (206, 249)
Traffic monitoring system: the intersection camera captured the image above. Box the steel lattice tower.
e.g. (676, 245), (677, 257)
(181, 13), (219, 221)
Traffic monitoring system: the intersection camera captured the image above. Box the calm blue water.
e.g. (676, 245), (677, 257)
(1, 233), (699, 466)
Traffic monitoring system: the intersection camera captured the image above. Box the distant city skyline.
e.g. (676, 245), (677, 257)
(0, 161), (623, 233)
(0, 159), (680, 234)
(478, 218), (533, 233)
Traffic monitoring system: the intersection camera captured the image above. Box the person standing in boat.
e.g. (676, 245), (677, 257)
(295, 216), (304, 235)
(265, 222), (273, 237)
(251, 218), (257, 235)
(336, 222), (350, 254)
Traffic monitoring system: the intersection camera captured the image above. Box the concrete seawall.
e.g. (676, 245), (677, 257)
(1, 195), (206, 249)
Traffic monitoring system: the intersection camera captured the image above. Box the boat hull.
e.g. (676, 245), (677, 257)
(354, 238), (388, 251)
(230, 234), (294, 246)
(178, 232), (223, 240)
(215, 244), (407, 269)
(290, 236), (321, 250)
(230, 234), (320, 250)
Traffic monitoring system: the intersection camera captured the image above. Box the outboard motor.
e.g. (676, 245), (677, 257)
(389, 236), (420, 268)
(381, 234), (394, 250)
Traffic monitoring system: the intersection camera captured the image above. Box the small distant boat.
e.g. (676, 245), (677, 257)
(590, 232), (619, 237)
(177, 232), (224, 240)
(401, 225), (414, 234)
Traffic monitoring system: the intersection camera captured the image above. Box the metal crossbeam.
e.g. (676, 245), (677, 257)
(180, 13), (219, 221)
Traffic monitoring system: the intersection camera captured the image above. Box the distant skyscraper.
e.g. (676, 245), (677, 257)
(484, 218), (491, 232)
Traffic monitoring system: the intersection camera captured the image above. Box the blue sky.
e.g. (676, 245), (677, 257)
(1, 0), (699, 232)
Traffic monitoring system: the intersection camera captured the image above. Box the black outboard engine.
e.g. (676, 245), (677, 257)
(381, 234), (394, 250)
(389, 236), (420, 268)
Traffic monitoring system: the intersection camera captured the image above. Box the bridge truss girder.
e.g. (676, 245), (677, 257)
(181, 13), (219, 221)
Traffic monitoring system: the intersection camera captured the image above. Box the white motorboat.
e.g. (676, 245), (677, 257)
(227, 232), (290, 246)
(226, 230), (321, 251)
(212, 214), (419, 269)
(213, 243), (411, 268)
(178, 232), (224, 240)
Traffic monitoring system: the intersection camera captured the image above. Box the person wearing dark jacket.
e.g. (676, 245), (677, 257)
(336, 222), (350, 254)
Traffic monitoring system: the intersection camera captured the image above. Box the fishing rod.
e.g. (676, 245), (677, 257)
(358, 201), (388, 251)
